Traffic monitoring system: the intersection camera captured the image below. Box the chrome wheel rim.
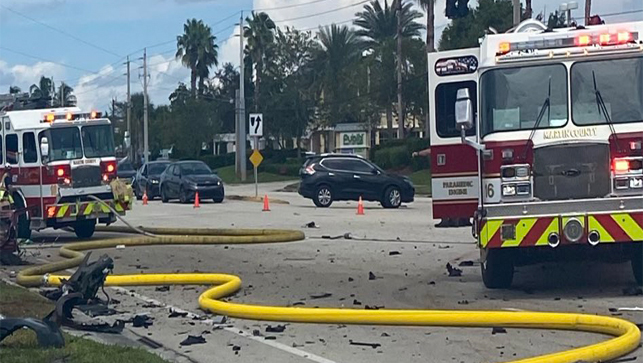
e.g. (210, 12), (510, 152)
(318, 189), (331, 205)
(389, 189), (401, 206)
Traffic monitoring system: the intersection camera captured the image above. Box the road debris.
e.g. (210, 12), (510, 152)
(368, 271), (378, 280)
(266, 325), (286, 333)
(446, 263), (462, 277)
(155, 286), (170, 292)
(132, 314), (153, 328)
(179, 335), (206, 346)
(303, 221), (318, 228)
(168, 309), (189, 318)
(458, 260), (475, 267)
(353, 299), (362, 305)
(310, 292), (333, 299)
(0, 317), (64, 348)
(389, 251), (401, 256)
(492, 327), (507, 335)
(349, 340), (381, 349)
(348, 277), (354, 282)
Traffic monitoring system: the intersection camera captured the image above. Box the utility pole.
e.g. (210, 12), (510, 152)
(238, 11), (247, 181)
(142, 48), (149, 164)
(51, 77), (55, 107)
(125, 56), (132, 161)
(512, 0), (521, 26)
(60, 81), (64, 106)
(396, 0), (404, 139)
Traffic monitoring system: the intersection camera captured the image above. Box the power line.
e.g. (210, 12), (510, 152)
(274, 0), (370, 23)
(600, 9), (643, 17)
(253, 0), (337, 12)
(0, 5), (123, 58)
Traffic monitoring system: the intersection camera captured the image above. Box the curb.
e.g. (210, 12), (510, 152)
(226, 195), (290, 205)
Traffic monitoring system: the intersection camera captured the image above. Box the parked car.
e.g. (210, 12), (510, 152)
(116, 158), (136, 183)
(298, 154), (414, 208)
(133, 160), (171, 200)
(160, 160), (224, 203)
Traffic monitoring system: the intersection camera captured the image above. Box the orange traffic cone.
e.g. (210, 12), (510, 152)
(193, 191), (200, 208)
(357, 196), (365, 215)
(262, 194), (271, 212)
(142, 190), (148, 205)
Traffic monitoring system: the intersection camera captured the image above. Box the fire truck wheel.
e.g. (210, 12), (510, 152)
(631, 244), (643, 286)
(481, 249), (514, 289)
(13, 195), (31, 240)
(74, 219), (96, 239)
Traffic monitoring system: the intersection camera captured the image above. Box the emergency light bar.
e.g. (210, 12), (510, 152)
(497, 31), (638, 56)
(42, 111), (102, 123)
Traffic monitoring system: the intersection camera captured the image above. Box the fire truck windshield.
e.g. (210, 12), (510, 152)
(82, 124), (115, 158)
(571, 56), (643, 125)
(47, 127), (83, 161)
(480, 64), (568, 136)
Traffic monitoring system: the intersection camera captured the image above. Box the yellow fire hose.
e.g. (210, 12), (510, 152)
(16, 226), (641, 363)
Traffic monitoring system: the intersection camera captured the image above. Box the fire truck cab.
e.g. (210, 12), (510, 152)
(429, 19), (643, 288)
(0, 107), (131, 239)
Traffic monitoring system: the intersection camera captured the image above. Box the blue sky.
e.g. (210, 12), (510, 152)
(1, 0), (641, 111)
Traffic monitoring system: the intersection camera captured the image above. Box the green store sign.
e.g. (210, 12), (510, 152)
(342, 132), (366, 147)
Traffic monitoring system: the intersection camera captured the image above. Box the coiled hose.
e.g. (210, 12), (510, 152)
(16, 226), (641, 363)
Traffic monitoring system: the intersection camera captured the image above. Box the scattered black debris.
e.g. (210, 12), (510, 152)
(252, 329), (262, 336)
(66, 320), (124, 334)
(428, 281), (436, 285)
(0, 318), (64, 348)
(264, 336), (277, 340)
(310, 292), (333, 299)
(388, 251), (401, 256)
(609, 358), (638, 363)
(349, 340), (381, 349)
(304, 221), (318, 228)
(138, 336), (163, 349)
(622, 287), (643, 296)
(353, 299), (362, 305)
(292, 302), (306, 306)
(438, 245), (450, 249)
(458, 260), (474, 267)
(168, 310), (189, 318)
(457, 300), (469, 305)
(180, 335), (206, 346)
(609, 308), (618, 312)
(348, 277), (354, 282)
(76, 303), (116, 317)
(492, 327), (507, 335)
(142, 302), (162, 308)
(155, 286), (170, 292)
(365, 305), (385, 310)
(132, 314), (153, 328)
(554, 298), (561, 301)
(381, 332), (390, 337)
(446, 263), (462, 277)
(266, 325), (286, 333)
(368, 272), (377, 280)
(232, 345), (241, 353)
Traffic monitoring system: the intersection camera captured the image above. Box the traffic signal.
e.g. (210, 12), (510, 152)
(446, 0), (469, 19)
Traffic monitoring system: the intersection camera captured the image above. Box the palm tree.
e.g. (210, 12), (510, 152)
(29, 76), (55, 108)
(315, 24), (363, 126)
(56, 82), (76, 107)
(354, 0), (423, 139)
(244, 12), (276, 111)
(585, 0), (591, 25)
(415, 0), (435, 52)
(176, 19), (219, 97)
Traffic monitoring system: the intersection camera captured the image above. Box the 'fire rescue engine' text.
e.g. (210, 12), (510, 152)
(443, 181), (474, 195)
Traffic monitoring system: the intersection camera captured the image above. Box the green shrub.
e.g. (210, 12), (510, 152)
(262, 163), (301, 176)
(373, 148), (392, 169)
(200, 154), (236, 170)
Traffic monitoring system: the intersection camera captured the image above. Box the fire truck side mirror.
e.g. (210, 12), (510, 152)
(455, 88), (473, 131)
(40, 137), (50, 163)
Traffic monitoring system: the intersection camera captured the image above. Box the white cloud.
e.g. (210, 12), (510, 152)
(0, 59), (66, 92)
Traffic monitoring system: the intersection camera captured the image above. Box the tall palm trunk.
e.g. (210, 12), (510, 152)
(525, 0), (532, 18)
(585, 0), (591, 25)
(254, 61), (263, 111)
(386, 105), (393, 140)
(190, 68), (197, 97)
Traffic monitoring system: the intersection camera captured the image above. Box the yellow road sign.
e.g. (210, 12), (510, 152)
(249, 149), (263, 168)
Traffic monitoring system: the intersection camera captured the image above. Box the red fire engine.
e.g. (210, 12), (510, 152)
(0, 107), (131, 240)
(428, 19), (643, 287)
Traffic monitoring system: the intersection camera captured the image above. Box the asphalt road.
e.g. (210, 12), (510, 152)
(3, 181), (642, 363)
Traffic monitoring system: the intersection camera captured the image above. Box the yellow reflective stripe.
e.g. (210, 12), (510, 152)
(56, 205), (68, 218)
(84, 203), (93, 216)
(114, 203), (124, 212)
(502, 218), (537, 247)
(611, 213), (643, 240)
(535, 218), (559, 246)
(480, 220), (502, 248)
(589, 216), (615, 242)
(100, 204), (111, 213)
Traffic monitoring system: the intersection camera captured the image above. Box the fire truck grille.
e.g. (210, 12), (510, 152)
(72, 166), (102, 188)
(533, 143), (610, 201)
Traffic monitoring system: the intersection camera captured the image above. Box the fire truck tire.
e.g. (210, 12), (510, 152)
(481, 249), (514, 289)
(74, 220), (96, 239)
(631, 244), (643, 286)
(13, 194), (31, 240)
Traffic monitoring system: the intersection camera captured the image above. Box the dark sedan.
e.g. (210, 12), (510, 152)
(160, 161), (224, 203)
(133, 161), (171, 200)
(298, 154), (414, 208)
(116, 158), (136, 183)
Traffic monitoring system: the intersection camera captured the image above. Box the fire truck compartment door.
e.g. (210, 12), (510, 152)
(428, 48), (480, 220)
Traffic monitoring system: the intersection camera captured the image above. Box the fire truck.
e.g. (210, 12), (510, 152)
(428, 19), (643, 288)
(0, 107), (131, 240)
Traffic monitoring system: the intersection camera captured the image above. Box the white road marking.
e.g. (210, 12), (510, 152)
(34, 258), (340, 363)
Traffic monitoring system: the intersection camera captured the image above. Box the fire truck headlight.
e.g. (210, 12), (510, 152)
(630, 177), (643, 189)
(515, 166), (529, 178)
(502, 184), (516, 196)
(516, 183), (531, 195)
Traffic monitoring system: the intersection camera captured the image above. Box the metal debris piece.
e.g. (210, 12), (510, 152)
(266, 325), (286, 333)
(388, 251), (401, 256)
(458, 260), (475, 267)
(168, 310), (189, 318)
(368, 272), (377, 280)
(0, 317), (64, 348)
(310, 292), (332, 299)
(132, 314), (153, 328)
(446, 263), (462, 277)
(349, 340), (381, 349)
(155, 286), (170, 292)
(492, 327), (507, 335)
(180, 335), (206, 346)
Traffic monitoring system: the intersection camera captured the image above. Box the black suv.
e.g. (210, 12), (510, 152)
(298, 154), (414, 208)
